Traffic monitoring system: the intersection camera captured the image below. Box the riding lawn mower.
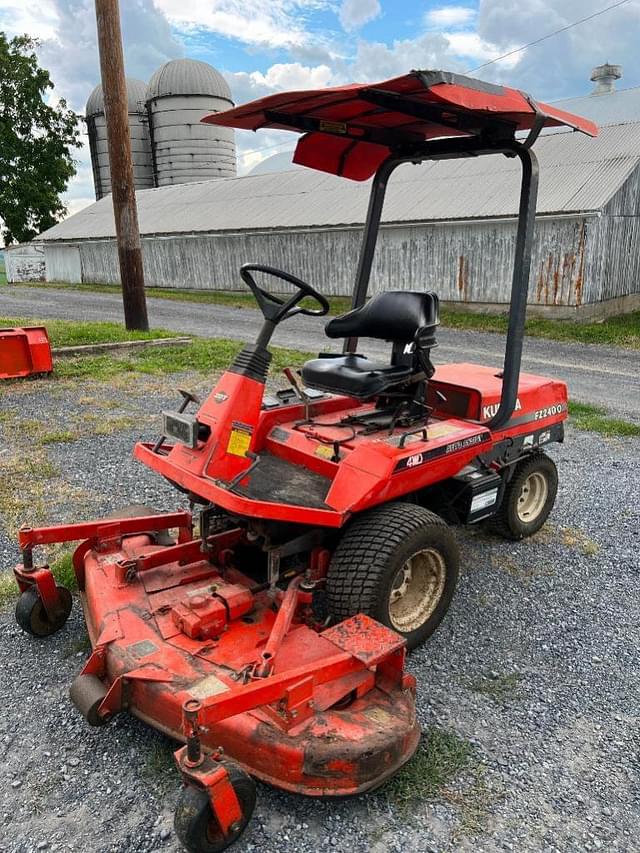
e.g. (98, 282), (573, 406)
(11, 69), (596, 852)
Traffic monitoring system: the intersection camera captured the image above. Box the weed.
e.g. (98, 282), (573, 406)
(560, 526), (600, 556)
(470, 671), (523, 703)
(63, 632), (91, 658)
(0, 572), (17, 606)
(51, 552), (77, 591)
(380, 727), (474, 811)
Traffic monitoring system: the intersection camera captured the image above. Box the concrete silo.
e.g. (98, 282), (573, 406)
(145, 59), (236, 186)
(85, 78), (154, 200)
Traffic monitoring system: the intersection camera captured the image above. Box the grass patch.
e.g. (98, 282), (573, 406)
(381, 727), (474, 810)
(439, 307), (640, 349)
(0, 573), (17, 606)
(379, 727), (501, 838)
(490, 553), (555, 585)
(0, 552), (76, 608)
(39, 429), (77, 445)
(142, 736), (177, 790)
(63, 632), (91, 658)
(470, 671), (523, 704)
(568, 401), (640, 437)
(54, 338), (312, 380)
(0, 315), (178, 348)
(51, 552), (77, 590)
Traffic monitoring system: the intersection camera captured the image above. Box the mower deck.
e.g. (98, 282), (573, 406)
(66, 527), (419, 796)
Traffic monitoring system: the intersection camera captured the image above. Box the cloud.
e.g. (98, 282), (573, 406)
(0, 0), (183, 112)
(154, 0), (332, 50)
(338, 0), (381, 32)
(425, 6), (475, 29)
(476, 0), (640, 96)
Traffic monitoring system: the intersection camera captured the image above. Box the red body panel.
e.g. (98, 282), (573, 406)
(135, 362), (567, 528)
(0, 327), (53, 379)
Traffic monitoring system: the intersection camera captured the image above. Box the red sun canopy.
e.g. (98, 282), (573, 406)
(203, 69), (598, 181)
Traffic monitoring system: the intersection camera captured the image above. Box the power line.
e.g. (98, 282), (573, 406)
(237, 139), (294, 160)
(467, 0), (632, 74)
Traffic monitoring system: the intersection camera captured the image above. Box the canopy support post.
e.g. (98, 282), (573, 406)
(344, 158), (399, 353)
(486, 144), (539, 431)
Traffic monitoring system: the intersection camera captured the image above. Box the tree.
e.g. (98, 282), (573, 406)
(0, 33), (80, 245)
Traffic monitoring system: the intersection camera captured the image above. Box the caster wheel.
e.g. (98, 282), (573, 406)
(15, 585), (72, 637)
(69, 673), (110, 726)
(174, 763), (256, 853)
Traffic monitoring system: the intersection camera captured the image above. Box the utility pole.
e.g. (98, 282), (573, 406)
(94, 0), (149, 331)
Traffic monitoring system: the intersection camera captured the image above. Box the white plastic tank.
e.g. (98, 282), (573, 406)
(145, 58), (236, 186)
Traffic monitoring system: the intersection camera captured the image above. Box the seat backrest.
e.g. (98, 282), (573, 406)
(325, 291), (439, 344)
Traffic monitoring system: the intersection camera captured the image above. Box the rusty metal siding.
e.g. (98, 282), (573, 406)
(49, 212), (599, 308)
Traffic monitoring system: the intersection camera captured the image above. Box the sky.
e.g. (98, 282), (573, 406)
(1, 0), (640, 221)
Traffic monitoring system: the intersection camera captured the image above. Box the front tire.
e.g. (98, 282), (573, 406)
(487, 452), (558, 540)
(15, 585), (72, 637)
(327, 502), (459, 651)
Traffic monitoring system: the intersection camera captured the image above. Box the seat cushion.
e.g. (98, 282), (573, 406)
(301, 354), (413, 399)
(325, 291), (439, 344)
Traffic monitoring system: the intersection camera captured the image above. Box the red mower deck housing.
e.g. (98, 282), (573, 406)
(14, 514), (419, 797)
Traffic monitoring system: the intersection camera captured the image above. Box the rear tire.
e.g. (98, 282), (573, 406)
(327, 502), (459, 651)
(487, 452), (558, 540)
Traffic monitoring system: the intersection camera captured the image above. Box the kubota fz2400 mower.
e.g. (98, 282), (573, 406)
(12, 70), (596, 852)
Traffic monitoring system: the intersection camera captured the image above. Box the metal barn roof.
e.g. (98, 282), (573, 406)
(552, 85), (640, 127)
(41, 121), (640, 242)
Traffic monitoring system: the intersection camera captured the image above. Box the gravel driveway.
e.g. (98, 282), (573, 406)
(0, 369), (638, 853)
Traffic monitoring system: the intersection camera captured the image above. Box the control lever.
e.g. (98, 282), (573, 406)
(283, 368), (312, 423)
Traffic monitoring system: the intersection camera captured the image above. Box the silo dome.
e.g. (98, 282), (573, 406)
(146, 59), (232, 100)
(145, 59), (236, 186)
(85, 78), (153, 200)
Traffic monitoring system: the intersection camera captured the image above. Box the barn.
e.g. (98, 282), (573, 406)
(28, 64), (640, 319)
(35, 119), (640, 319)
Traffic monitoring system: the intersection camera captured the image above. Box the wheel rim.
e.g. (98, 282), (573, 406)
(516, 471), (548, 523)
(388, 548), (447, 634)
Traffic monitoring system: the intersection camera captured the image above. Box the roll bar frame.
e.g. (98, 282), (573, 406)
(343, 138), (539, 432)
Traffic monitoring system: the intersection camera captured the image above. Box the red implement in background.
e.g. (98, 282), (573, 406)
(0, 326), (53, 379)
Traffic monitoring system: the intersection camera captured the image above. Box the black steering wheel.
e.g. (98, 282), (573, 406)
(240, 264), (330, 324)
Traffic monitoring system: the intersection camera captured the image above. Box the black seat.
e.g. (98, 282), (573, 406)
(302, 291), (439, 399)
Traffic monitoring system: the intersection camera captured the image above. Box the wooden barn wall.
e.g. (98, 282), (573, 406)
(45, 214), (601, 307)
(589, 164), (640, 304)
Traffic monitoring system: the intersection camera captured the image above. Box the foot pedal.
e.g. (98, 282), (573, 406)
(322, 614), (405, 666)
